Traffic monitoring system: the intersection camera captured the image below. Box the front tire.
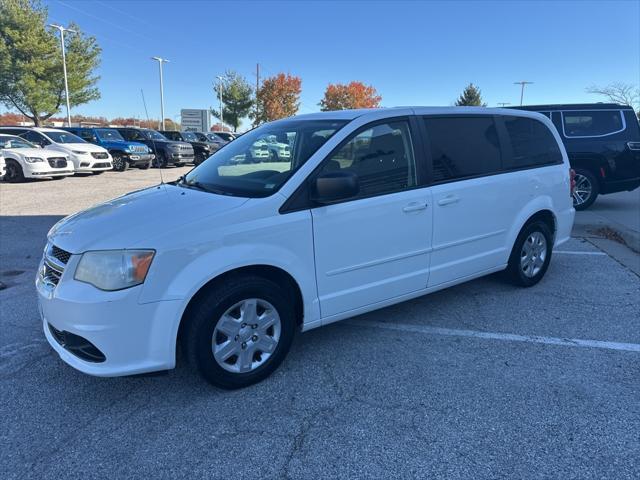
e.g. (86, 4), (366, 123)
(572, 169), (599, 210)
(505, 220), (553, 287)
(112, 153), (127, 172)
(182, 275), (296, 389)
(153, 151), (166, 168)
(4, 160), (25, 183)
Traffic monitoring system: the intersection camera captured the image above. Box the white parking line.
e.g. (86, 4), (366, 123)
(554, 250), (606, 256)
(347, 320), (640, 353)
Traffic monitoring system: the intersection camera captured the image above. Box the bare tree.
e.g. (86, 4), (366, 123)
(586, 82), (639, 109)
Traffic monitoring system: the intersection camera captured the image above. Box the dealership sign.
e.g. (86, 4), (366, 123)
(181, 109), (210, 132)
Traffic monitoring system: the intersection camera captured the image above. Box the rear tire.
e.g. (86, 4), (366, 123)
(505, 220), (553, 287)
(572, 168), (599, 210)
(182, 275), (296, 389)
(5, 160), (25, 183)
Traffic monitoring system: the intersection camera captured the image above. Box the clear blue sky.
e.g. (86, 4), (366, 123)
(43, 0), (639, 129)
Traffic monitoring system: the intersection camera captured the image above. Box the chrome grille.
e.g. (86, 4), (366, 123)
(40, 243), (70, 288)
(47, 158), (67, 168)
(51, 245), (71, 264)
(91, 152), (109, 159)
(132, 145), (147, 153)
(42, 261), (63, 287)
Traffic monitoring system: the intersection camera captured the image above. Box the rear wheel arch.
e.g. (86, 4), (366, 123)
(176, 264), (304, 359)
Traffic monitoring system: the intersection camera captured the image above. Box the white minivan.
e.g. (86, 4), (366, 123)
(0, 127), (112, 174)
(37, 107), (575, 388)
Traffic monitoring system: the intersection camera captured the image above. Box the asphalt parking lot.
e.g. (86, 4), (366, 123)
(1, 171), (639, 479)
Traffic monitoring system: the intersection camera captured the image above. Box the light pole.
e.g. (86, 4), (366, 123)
(216, 75), (224, 130)
(48, 24), (76, 127)
(514, 81), (533, 106)
(151, 57), (169, 130)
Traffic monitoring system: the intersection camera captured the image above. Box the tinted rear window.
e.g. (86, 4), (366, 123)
(424, 116), (501, 182)
(503, 116), (563, 169)
(562, 110), (624, 137)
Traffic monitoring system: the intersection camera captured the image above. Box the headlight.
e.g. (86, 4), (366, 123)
(72, 150), (88, 155)
(24, 157), (44, 163)
(74, 250), (155, 291)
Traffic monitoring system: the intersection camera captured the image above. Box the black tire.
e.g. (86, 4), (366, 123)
(4, 159), (25, 183)
(140, 161), (151, 170)
(153, 151), (166, 168)
(112, 153), (127, 172)
(174, 162), (185, 168)
(505, 220), (554, 287)
(182, 275), (296, 389)
(572, 168), (599, 211)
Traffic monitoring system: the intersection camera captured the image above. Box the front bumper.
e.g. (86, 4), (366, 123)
(74, 155), (113, 172)
(124, 153), (154, 165)
(36, 255), (183, 377)
(169, 152), (195, 164)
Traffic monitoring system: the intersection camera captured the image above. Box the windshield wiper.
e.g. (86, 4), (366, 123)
(178, 178), (231, 196)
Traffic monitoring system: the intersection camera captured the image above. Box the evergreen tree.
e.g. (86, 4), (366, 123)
(454, 83), (486, 106)
(211, 71), (253, 132)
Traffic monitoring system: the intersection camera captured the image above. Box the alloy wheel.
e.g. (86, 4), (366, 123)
(572, 173), (592, 207)
(212, 298), (281, 374)
(520, 231), (547, 278)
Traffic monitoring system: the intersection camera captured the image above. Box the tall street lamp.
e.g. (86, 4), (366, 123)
(151, 57), (169, 130)
(514, 81), (534, 106)
(48, 24), (76, 127)
(216, 75), (224, 130)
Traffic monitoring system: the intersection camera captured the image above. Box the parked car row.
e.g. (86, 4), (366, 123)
(0, 126), (239, 182)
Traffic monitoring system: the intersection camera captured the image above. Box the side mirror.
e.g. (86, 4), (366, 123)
(311, 171), (359, 204)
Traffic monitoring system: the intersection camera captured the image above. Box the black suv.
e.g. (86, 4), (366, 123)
(512, 103), (640, 209)
(115, 127), (194, 168)
(159, 130), (220, 165)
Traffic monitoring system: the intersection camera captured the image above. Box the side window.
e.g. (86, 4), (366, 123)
(503, 116), (563, 169)
(22, 131), (49, 146)
(424, 116), (501, 182)
(562, 110), (624, 137)
(317, 120), (417, 198)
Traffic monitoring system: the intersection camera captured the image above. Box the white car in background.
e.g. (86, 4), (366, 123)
(0, 153), (5, 179)
(0, 134), (74, 182)
(0, 127), (112, 174)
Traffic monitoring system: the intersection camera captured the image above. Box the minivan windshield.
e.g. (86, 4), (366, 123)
(96, 129), (125, 142)
(45, 131), (86, 144)
(181, 119), (347, 197)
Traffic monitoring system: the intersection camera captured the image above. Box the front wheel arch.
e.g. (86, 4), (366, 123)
(176, 265), (304, 361)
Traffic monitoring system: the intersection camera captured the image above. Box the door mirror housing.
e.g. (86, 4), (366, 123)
(311, 171), (359, 204)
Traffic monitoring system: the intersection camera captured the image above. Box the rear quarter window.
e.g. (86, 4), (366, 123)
(562, 110), (625, 137)
(503, 116), (563, 169)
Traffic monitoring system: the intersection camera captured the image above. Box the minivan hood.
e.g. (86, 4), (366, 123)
(48, 184), (249, 253)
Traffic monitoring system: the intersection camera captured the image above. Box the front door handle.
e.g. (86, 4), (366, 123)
(437, 195), (460, 206)
(403, 201), (428, 213)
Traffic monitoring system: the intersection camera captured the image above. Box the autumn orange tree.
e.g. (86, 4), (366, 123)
(319, 81), (381, 111)
(254, 73), (302, 125)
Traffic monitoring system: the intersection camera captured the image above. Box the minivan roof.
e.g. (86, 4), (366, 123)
(509, 103), (634, 111)
(292, 106), (545, 121)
